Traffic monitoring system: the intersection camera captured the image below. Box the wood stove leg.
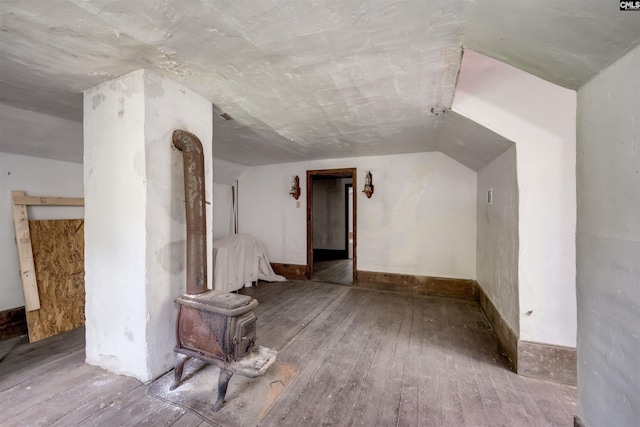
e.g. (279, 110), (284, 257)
(169, 354), (190, 391)
(212, 368), (234, 412)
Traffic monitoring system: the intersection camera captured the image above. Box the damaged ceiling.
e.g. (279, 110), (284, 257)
(1, 1), (639, 169)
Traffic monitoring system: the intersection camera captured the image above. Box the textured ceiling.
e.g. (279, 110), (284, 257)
(462, 0), (640, 90)
(1, 1), (638, 169)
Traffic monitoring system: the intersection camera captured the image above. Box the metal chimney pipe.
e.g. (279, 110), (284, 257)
(172, 129), (207, 295)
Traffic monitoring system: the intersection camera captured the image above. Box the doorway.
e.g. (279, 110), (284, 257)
(307, 168), (356, 285)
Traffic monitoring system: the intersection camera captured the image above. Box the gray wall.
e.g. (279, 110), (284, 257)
(476, 145), (519, 336)
(313, 178), (351, 250)
(577, 44), (640, 426)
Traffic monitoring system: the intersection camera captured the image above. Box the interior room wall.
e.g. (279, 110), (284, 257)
(0, 152), (84, 312)
(312, 178), (351, 251)
(476, 145), (519, 335)
(84, 70), (212, 381)
(212, 182), (233, 240)
(212, 157), (247, 240)
(238, 151), (477, 280)
(453, 49), (577, 348)
(576, 43), (640, 427)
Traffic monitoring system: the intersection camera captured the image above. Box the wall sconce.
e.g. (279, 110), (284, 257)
(289, 175), (301, 200)
(362, 171), (374, 198)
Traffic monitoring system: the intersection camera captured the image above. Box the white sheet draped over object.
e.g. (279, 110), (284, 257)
(212, 234), (286, 292)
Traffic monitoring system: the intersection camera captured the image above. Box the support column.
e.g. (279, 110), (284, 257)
(83, 69), (212, 381)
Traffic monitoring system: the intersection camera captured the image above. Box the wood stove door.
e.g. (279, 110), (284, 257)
(233, 311), (256, 360)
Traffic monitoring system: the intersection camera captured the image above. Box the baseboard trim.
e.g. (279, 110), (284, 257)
(355, 270), (478, 300)
(518, 340), (577, 386)
(477, 286), (518, 369)
(270, 263), (309, 280)
(476, 285), (577, 385)
(0, 306), (28, 341)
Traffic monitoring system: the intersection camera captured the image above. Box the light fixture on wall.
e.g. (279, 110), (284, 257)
(362, 171), (374, 198)
(289, 175), (301, 200)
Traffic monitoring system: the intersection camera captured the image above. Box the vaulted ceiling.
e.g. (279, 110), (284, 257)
(1, 1), (639, 169)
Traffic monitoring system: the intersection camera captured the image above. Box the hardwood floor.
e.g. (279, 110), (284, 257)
(0, 281), (577, 426)
(312, 259), (353, 285)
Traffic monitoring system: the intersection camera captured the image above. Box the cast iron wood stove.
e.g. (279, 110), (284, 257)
(171, 129), (275, 412)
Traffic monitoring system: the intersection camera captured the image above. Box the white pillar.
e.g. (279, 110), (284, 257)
(83, 70), (212, 381)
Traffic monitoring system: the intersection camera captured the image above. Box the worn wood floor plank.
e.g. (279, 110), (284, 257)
(319, 291), (400, 426)
(265, 285), (351, 369)
(1, 352), (95, 420)
(523, 374), (578, 424)
(0, 335), (28, 362)
(396, 298), (420, 427)
(0, 282), (577, 427)
(77, 383), (185, 427)
(261, 289), (373, 426)
(438, 301), (466, 427)
(50, 373), (142, 426)
(415, 298), (444, 426)
(0, 328), (84, 386)
(169, 411), (211, 427)
(376, 293), (414, 426)
(486, 361), (534, 426)
(465, 325), (511, 427)
(447, 301), (491, 427)
(0, 327), (84, 364)
(312, 259), (353, 285)
(13, 369), (137, 426)
(0, 347), (85, 393)
(342, 289), (408, 427)
(282, 290), (378, 426)
(245, 282), (347, 351)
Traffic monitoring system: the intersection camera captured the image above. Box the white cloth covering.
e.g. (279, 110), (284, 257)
(212, 234), (285, 292)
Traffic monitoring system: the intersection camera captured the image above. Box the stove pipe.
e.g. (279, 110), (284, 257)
(173, 129), (207, 295)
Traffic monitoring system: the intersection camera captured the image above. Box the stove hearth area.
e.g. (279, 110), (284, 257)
(171, 129), (276, 412)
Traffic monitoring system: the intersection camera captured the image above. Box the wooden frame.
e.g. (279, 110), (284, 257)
(344, 183), (353, 260)
(11, 191), (84, 312)
(306, 168), (357, 281)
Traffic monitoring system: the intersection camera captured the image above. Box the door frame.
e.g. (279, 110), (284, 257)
(345, 182), (353, 259)
(306, 168), (357, 281)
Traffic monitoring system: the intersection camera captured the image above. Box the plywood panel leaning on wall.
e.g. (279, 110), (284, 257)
(26, 219), (85, 342)
(10, 191), (85, 342)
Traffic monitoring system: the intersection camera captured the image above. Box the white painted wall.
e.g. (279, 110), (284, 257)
(213, 182), (233, 240)
(576, 44), (640, 427)
(0, 152), (83, 312)
(211, 157), (246, 240)
(238, 152), (477, 280)
(84, 70), (212, 381)
(453, 50), (577, 347)
(143, 72), (213, 378)
(476, 145), (519, 334)
(84, 70), (148, 379)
